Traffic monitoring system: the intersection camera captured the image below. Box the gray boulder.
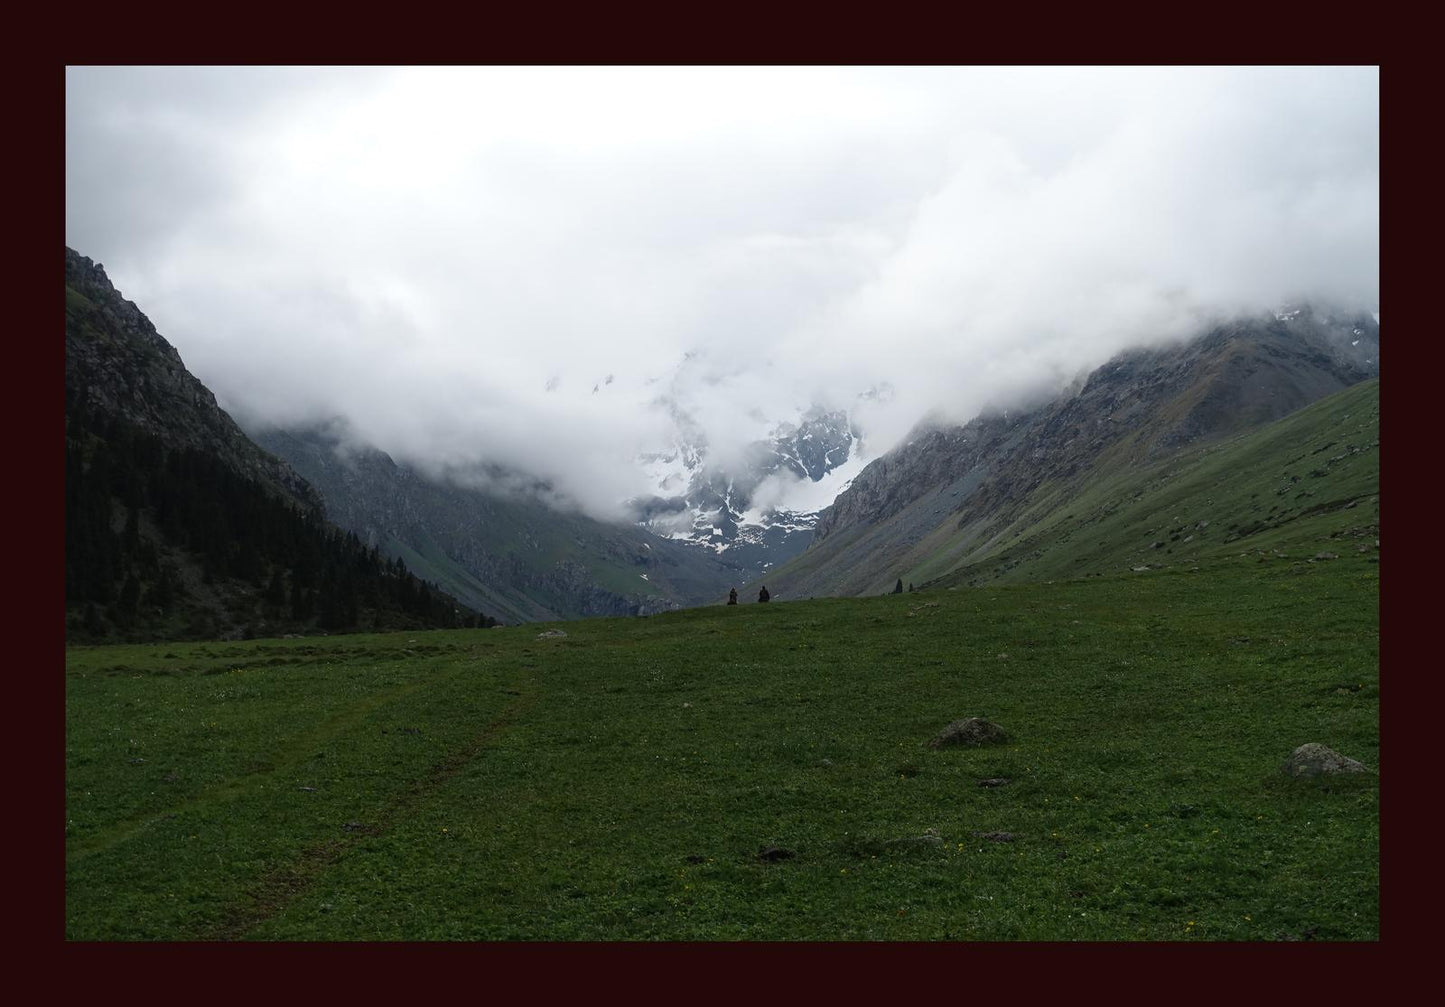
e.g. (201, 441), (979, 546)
(928, 717), (1009, 748)
(1283, 743), (1367, 778)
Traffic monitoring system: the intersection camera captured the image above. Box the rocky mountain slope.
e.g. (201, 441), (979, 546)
(251, 403), (864, 624)
(66, 250), (321, 513)
(65, 247), (485, 642)
(252, 423), (748, 623)
(633, 406), (860, 572)
(759, 306), (1379, 599)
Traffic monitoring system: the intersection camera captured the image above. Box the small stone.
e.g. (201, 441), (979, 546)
(977, 778), (1012, 788)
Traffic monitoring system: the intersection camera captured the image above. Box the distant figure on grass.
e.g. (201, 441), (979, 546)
(758, 585), (771, 603)
(728, 587), (738, 605)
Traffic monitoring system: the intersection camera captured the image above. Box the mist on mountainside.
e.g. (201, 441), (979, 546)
(67, 67), (1378, 525)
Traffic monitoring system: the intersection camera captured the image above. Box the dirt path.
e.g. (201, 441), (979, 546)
(205, 671), (540, 940)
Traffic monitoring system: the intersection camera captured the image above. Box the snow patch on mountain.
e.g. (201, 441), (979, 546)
(742, 450), (869, 522)
(629, 399), (865, 566)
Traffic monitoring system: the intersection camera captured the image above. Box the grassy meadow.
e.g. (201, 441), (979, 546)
(66, 548), (1378, 940)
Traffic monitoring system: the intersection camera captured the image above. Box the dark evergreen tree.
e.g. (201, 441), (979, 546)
(264, 569), (287, 608)
(83, 602), (106, 637)
(65, 401), (480, 642)
(115, 573), (141, 628)
(147, 564), (178, 613)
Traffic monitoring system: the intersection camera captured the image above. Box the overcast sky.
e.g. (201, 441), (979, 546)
(65, 66), (1379, 521)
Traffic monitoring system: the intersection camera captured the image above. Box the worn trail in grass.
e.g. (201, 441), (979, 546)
(66, 553), (1378, 940)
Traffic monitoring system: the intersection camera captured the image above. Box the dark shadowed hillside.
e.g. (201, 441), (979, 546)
(65, 248), (488, 642)
(252, 423), (746, 624)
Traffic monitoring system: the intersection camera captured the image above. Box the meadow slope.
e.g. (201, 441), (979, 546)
(66, 549), (1378, 940)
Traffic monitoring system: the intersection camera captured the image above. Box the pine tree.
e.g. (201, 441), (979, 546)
(264, 569), (287, 608)
(115, 574), (141, 628)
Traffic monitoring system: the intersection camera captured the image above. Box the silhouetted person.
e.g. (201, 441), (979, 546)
(758, 585), (771, 603)
(728, 588), (738, 605)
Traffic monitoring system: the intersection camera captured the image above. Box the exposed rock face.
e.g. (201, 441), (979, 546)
(634, 406), (860, 569)
(817, 310), (1379, 550)
(1283, 743), (1368, 777)
(928, 717), (1009, 748)
(779, 409), (859, 482)
(64, 248), (321, 514)
(812, 410), (1021, 543)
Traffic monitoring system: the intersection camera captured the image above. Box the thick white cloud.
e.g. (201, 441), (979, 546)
(66, 66), (1378, 520)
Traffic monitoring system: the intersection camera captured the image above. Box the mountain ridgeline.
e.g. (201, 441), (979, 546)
(248, 423), (747, 624)
(65, 248), (492, 642)
(65, 238), (1380, 638)
(633, 406), (859, 563)
(759, 306), (1379, 599)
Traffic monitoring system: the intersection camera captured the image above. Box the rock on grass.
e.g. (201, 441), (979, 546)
(928, 717), (1009, 748)
(1283, 743), (1367, 777)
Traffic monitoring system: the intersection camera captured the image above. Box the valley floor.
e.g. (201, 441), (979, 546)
(65, 554), (1378, 941)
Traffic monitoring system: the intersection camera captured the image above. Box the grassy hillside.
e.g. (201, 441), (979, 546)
(928, 378), (1379, 590)
(769, 380), (1378, 599)
(66, 551), (1378, 940)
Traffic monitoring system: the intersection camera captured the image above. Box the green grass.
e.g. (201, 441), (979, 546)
(766, 380), (1379, 601)
(66, 551), (1378, 940)
(928, 379), (1380, 590)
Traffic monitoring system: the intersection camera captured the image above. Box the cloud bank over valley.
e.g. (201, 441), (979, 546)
(66, 66), (1379, 522)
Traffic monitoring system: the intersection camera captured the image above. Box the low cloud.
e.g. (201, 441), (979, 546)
(67, 67), (1378, 521)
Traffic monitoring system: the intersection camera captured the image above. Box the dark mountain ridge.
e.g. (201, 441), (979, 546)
(65, 251), (320, 513)
(65, 247), (487, 642)
(252, 422), (746, 624)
